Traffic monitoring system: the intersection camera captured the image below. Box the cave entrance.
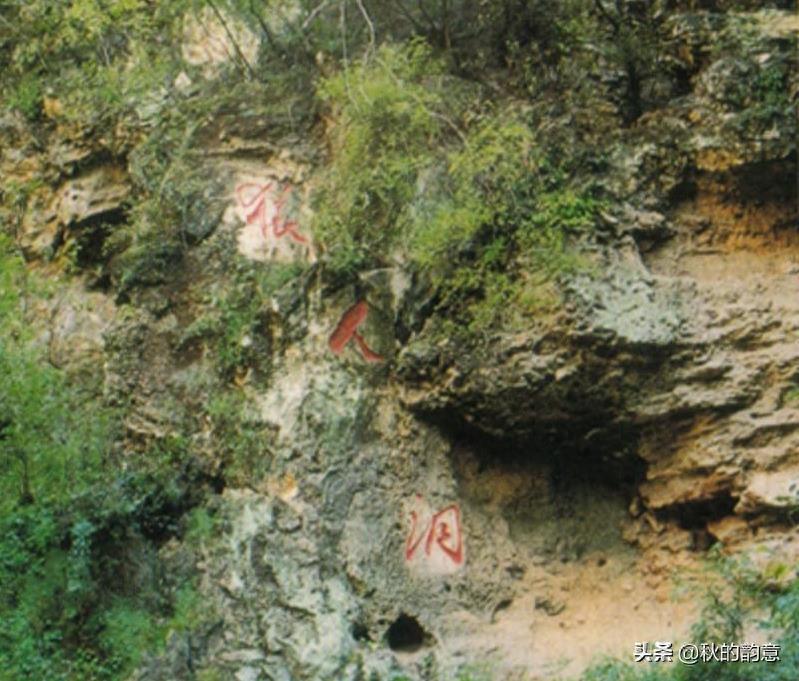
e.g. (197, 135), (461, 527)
(385, 613), (432, 654)
(446, 421), (647, 564)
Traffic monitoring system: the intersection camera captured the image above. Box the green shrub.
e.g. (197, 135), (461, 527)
(315, 42), (601, 336)
(0, 236), (213, 679)
(98, 600), (161, 673)
(314, 40), (454, 277)
(5, 74), (43, 121)
(205, 389), (272, 485)
(0, 236), (112, 512)
(577, 549), (799, 681)
(184, 507), (217, 546)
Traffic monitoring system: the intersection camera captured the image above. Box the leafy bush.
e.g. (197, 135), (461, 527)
(178, 260), (303, 379)
(578, 548), (799, 681)
(0, 236), (112, 511)
(5, 74), (43, 121)
(205, 389), (273, 485)
(0, 237), (212, 679)
(314, 40), (455, 276)
(98, 600), (161, 673)
(315, 42), (601, 335)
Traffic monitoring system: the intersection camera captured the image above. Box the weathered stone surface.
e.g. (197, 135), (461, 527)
(182, 7), (260, 76)
(27, 280), (119, 377)
(19, 166), (130, 259)
(395, 9), (799, 548)
(3, 8), (797, 681)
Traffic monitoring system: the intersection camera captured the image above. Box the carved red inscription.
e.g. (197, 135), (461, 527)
(404, 503), (463, 566)
(328, 301), (383, 363)
(236, 182), (307, 244)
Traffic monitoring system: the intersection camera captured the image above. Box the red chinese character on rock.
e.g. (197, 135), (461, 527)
(236, 182), (308, 245)
(328, 301), (384, 363)
(404, 500), (464, 572)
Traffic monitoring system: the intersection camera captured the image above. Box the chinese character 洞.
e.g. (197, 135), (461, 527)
(405, 504), (464, 566)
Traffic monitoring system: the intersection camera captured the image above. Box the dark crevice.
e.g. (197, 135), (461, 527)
(351, 621), (371, 643)
(434, 413), (646, 497)
(669, 177), (698, 203)
(68, 150), (125, 178)
(69, 208), (128, 269)
(730, 155), (798, 204)
(656, 491), (738, 532)
(385, 613), (432, 653)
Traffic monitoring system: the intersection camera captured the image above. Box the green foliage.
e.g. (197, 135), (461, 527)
(315, 42), (601, 336)
(705, 16), (792, 130)
(411, 118), (536, 266)
(455, 663), (495, 680)
(314, 40), (453, 277)
(577, 549), (799, 681)
(5, 74), (43, 121)
(98, 600), (160, 673)
(168, 582), (207, 634)
(0, 233), (29, 328)
(180, 261), (303, 379)
(0, 237), (212, 679)
(0, 467), (210, 680)
(737, 59), (792, 127)
(205, 389), (273, 486)
(2, 0), (163, 123)
(0, 236), (112, 512)
(590, 1), (667, 124)
(0, 350), (112, 508)
(780, 384), (799, 407)
(184, 507), (217, 546)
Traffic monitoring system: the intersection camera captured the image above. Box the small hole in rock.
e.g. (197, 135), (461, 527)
(491, 598), (513, 623)
(385, 613), (430, 653)
(351, 621), (371, 642)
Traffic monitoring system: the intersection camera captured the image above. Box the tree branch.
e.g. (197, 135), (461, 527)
(354, 0), (376, 54)
(207, 0), (258, 80)
(302, 0), (332, 30)
(594, 0), (620, 32)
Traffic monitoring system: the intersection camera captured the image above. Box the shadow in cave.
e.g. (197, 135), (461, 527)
(438, 412), (647, 494)
(428, 412), (649, 562)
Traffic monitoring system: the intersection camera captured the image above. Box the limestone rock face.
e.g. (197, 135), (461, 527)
(396, 10), (799, 532)
(182, 7), (260, 76)
(17, 166), (130, 259)
(3, 7), (797, 681)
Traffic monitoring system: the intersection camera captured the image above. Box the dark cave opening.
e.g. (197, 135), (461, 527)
(385, 613), (432, 653)
(658, 492), (738, 533)
(731, 155), (798, 204)
(441, 414), (648, 499)
(655, 492), (739, 552)
(427, 414), (651, 561)
(68, 208), (129, 289)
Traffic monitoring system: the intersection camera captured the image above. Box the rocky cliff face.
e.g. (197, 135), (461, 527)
(2, 6), (797, 681)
